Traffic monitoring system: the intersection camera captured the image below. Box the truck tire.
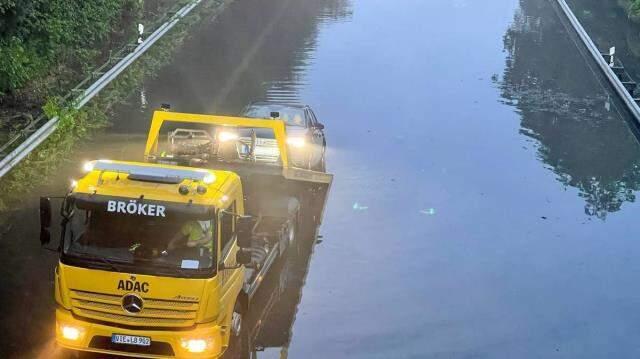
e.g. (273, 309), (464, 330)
(226, 300), (248, 359)
(285, 211), (300, 258)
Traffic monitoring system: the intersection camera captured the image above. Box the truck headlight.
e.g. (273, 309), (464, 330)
(286, 137), (306, 148)
(180, 338), (213, 353)
(218, 131), (239, 142)
(82, 161), (95, 173)
(202, 173), (216, 184)
(60, 325), (83, 341)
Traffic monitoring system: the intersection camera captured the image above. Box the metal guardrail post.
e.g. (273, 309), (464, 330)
(0, 0), (203, 179)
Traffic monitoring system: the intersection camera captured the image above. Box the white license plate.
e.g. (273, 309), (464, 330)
(158, 160), (179, 165)
(111, 334), (151, 346)
(255, 138), (274, 145)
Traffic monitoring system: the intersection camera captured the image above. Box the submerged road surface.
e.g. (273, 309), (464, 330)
(2, 0), (640, 357)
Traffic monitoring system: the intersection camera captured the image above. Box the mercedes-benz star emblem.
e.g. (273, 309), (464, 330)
(122, 294), (144, 314)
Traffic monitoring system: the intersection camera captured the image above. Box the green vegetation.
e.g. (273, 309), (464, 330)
(0, 0), (231, 212)
(618, 0), (640, 19)
(631, 1), (640, 16)
(0, 0), (139, 95)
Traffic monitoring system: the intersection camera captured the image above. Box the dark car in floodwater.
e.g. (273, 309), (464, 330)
(240, 102), (326, 172)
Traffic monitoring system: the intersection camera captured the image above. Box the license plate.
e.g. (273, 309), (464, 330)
(255, 138), (275, 146)
(112, 334), (151, 346)
(158, 160), (179, 165)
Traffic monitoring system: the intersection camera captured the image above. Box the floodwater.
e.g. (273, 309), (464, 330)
(2, 0), (640, 357)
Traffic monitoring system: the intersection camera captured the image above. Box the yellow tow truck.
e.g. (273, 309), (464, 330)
(39, 111), (331, 358)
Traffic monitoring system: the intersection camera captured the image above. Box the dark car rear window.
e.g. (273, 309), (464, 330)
(243, 105), (306, 127)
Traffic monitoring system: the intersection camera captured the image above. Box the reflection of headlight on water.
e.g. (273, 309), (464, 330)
(286, 137), (306, 148)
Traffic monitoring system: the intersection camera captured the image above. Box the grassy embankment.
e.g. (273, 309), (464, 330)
(0, 0), (232, 211)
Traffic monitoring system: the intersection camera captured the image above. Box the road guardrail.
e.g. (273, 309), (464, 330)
(0, 0), (203, 178)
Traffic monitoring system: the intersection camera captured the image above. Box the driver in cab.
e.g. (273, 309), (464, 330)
(168, 220), (213, 252)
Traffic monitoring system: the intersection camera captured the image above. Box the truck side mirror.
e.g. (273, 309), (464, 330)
(39, 197), (52, 246)
(40, 228), (51, 246)
(236, 250), (252, 265)
(40, 197), (52, 228)
(236, 216), (253, 248)
(315, 123), (324, 130)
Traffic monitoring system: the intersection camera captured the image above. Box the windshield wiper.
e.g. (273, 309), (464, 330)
(95, 256), (125, 272)
(132, 257), (198, 277)
(68, 252), (127, 272)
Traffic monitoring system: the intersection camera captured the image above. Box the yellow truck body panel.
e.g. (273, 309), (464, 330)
(144, 110), (290, 167)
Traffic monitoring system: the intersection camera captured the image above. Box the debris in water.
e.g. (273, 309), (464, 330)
(420, 208), (436, 215)
(353, 202), (368, 211)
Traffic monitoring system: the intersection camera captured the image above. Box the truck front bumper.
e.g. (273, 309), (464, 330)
(55, 307), (225, 359)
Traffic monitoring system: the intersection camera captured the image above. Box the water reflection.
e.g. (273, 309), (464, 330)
(222, 223), (319, 359)
(566, 0), (640, 82)
(498, 0), (640, 218)
(110, 0), (352, 133)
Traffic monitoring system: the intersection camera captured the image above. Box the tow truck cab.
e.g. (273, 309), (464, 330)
(50, 160), (249, 358)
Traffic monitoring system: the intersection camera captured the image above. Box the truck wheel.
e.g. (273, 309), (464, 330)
(227, 301), (248, 359)
(231, 301), (243, 337)
(285, 213), (300, 258)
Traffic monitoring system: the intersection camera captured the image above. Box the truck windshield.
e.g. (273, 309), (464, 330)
(62, 206), (215, 276)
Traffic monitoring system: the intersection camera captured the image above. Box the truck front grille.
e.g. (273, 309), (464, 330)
(70, 290), (198, 327)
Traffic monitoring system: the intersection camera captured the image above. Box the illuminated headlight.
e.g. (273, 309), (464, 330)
(60, 325), (83, 341)
(218, 131), (239, 142)
(181, 338), (214, 353)
(202, 173), (216, 184)
(286, 137), (306, 148)
(82, 161), (95, 173)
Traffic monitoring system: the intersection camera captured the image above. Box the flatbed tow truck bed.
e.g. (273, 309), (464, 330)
(143, 110), (332, 300)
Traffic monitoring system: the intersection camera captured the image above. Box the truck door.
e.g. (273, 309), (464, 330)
(218, 201), (240, 312)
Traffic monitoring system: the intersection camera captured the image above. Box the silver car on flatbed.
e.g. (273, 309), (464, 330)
(239, 102), (327, 172)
